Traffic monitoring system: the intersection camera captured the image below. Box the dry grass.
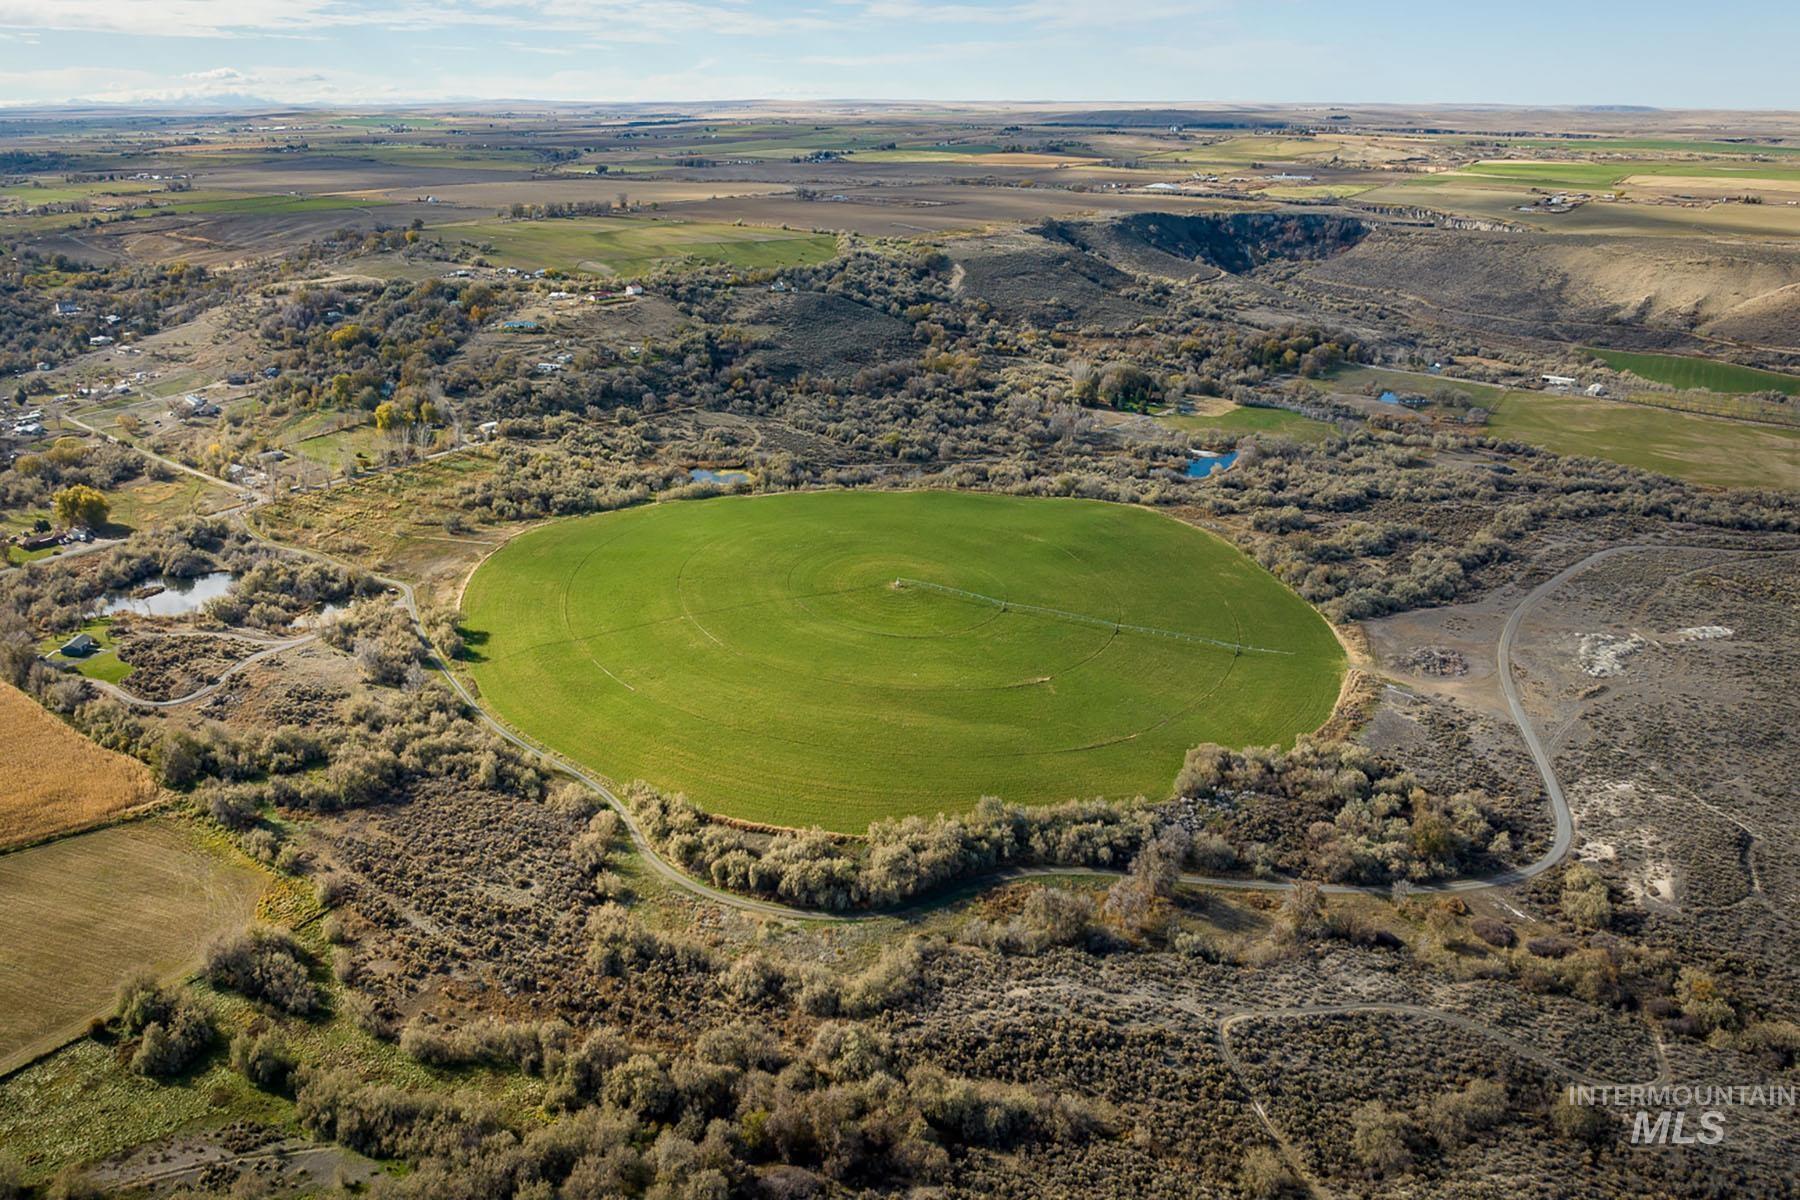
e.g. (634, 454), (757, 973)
(0, 818), (269, 1074)
(0, 683), (159, 849)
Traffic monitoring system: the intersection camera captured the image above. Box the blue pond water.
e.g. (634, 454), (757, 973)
(690, 468), (751, 485)
(99, 571), (233, 617)
(1378, 390), (1401, 405)
(1185, 451), (1239, 479)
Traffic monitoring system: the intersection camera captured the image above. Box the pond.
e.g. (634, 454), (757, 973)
(690, 468), (751, 486)
(1186, 450), (1239, 479)
(99, 571), (233, 618)
(291, 600), (345, 629)
(1378, 390), (1401, 405)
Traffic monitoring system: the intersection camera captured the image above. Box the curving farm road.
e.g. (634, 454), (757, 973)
(87, 633), (318, 710)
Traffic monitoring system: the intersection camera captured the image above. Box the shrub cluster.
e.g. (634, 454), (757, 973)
(1173, 738), (1503, 884)
(313, 1011), (1115, 1197)
(204, 928), (322, 1016)
(627, 783), (1155, 911)
(112, 973), (214, 1077)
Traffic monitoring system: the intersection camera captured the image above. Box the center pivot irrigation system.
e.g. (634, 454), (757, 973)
(889, 577), (1293, 656)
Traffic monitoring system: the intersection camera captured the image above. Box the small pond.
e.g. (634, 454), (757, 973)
(1185, 450), (1239, 479)
(291, 601), (346, 629)
(690, 468), (751, 486)
(99, 571), (233, 618)
(1378, 390), (1401, 405)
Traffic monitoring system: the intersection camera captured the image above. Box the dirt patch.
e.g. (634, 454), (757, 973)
(112, 631), (266, 701)
(92, 1126), (381, 1196)
(1574, 632), (1648, 677)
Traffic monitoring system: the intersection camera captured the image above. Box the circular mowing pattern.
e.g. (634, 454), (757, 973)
(463, 490), (1345, 832)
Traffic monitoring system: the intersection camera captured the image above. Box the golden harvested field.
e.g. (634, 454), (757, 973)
(0, 683), (159, 849)
(0, 818), (268, 1074)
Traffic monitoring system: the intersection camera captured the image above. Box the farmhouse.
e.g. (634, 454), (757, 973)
(53, 300), (81, 317)
(89, 335), (114, 347)
(59, 633), (98, 658)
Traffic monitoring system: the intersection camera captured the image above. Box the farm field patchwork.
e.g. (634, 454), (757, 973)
(0, 818), (267, 1074)
(0, 681), (157, 848)
(462, 490), (1345, 831)
(1357, 174), (1800, 239)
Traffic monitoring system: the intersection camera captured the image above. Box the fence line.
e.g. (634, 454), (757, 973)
(891, 578), (1293, 656)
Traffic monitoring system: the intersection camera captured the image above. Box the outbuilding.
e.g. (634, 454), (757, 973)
(60, 632), (98, 657)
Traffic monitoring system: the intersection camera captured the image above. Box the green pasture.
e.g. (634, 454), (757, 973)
(442, 217), (838, 276)
(1321, 364), (1503, 403)
(462, 491), (1345, 831)
(1487, 391), (1800, 490)
(1586, 349), (1800, 396)
(1310, 366), (1797, 488)
(1457, 158), (1800, 190)
(0, 179), (167, 206)
(156, 193), (393, 216)
(1501, 138), (1800, 157)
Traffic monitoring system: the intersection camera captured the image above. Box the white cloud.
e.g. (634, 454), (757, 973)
(183, 66), (248, 82)
(854, 0), (1209, 27)
(0, 0), (345, 37)
(0, 62), (368, 105)
(0, 0), (836, 40)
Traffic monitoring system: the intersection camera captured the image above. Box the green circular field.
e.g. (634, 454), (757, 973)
(462, 491), (1344, 832)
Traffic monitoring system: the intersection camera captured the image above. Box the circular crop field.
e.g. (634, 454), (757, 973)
(462, 491), (1344, 832)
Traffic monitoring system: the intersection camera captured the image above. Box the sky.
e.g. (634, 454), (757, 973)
(0, 0), (1794, 109)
